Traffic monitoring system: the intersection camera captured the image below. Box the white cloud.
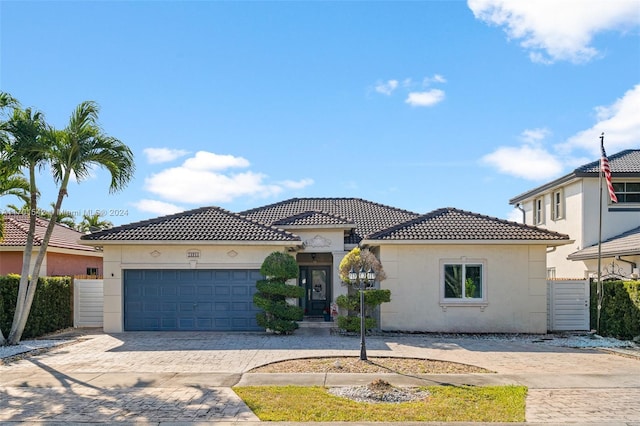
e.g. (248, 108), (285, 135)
(560, 84), (640, 155)
(482, 129), (564, 180)
(182, 151), (250, 171)
(423, 74), (447, 85)
(133, 199), (184, 216)
(468, 0), (640, 63)
(521, 128), (550, 144)
(405, 89), (446, 107)
(374, 80), (399, 95)
(143, 151), (313, 204)
(143, 148), (190, 164)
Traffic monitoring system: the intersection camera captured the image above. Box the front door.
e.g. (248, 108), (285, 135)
(300, 266), (330, 316)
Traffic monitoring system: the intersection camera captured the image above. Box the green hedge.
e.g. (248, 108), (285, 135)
(590, 280), (640, 340)
(0, 275), (73, 339)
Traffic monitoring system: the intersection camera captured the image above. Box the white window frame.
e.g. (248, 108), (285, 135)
(552, 189), (564, 221)
(439, 258), (488, 310)
(534, 197), (544, 225)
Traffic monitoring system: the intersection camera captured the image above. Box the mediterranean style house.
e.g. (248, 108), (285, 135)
(80, 198), (569, 334)
(0, 214), (103, 276)
(509, 149), (640, 280)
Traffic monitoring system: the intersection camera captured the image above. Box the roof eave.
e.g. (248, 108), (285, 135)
(362, 238), (573, 246)
(568, 249), (640, 261)
(79, 239), (301, 246)
(509, 174), (580, 205)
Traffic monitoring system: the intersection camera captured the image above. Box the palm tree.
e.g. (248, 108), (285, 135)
(78, 212), (113, 232)
(6, 101), (134, 344)
(0, 105), (48, 346)
(0, 92), (22, 243)
(0, 172), (30, 240)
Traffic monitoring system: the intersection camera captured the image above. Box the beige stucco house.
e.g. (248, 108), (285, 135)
(81, 198), (570, 334)
(509, 149), (640, 279)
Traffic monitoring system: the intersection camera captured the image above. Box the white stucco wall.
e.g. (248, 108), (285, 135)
(101, 243), (296, 332)
(519, 177), (640, 279)
(378, 244), (548, 333)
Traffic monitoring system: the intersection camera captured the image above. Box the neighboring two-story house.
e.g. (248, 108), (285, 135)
(509, 149), (640, 279)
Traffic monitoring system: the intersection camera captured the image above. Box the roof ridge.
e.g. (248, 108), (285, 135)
(81, 205), (301, 242)
(81, 206), (213, 238)
(368, 206), (570, 240)
(239, 197), (421, 217)
(273, 209), (355, 224)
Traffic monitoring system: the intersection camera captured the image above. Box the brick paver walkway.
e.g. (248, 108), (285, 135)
(0, 331), (638, 423)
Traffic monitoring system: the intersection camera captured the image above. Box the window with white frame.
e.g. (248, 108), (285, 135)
(612, 182), (640, 203)
(552, 189), (564, 220)
(442, 260), (485, 301)
(534, 197), (544, 225)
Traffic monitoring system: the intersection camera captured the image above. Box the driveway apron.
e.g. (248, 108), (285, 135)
(0, 331), (638, 424)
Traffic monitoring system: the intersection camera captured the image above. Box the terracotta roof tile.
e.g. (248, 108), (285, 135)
(367, 208), (570, 241)
(81, 206), (300, 242)
(1, 214), (96, 252)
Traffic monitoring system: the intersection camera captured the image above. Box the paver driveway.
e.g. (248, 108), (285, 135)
(0, 331), (639, 424)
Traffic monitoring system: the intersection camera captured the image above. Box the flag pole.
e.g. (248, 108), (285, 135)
(596, 133), (604, 333)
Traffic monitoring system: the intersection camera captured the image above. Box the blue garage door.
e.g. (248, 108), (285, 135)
(124, 269), (263, 331)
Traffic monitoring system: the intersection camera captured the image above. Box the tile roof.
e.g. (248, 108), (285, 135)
(0, 214), (96, 252)
(241, 198), (420, 244)
(510, 149), (640, 204)
(272, 210), (355, 227)
(366, 208), (571, 242)
(575, 149), (640, 174)
(568, 226), (640, 260)
(80, 206), (300, 242)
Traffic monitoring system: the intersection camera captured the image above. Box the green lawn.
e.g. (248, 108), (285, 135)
(233, 385), (527, 422)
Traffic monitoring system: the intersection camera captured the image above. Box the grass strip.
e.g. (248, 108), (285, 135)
(233, 385), (526, 422)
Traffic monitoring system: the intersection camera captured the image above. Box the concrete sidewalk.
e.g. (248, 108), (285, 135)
(0, 331), (638, 424)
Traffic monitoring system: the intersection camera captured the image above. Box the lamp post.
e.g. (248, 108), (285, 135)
(348, 265), (376, 360)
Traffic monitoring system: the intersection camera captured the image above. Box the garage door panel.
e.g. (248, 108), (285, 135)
(124, 269), (262, 331)
(215, 286), (230, 296)
(197, 286), (213, 296)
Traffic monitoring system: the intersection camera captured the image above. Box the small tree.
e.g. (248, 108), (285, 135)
(337, 247), (390, 332)
(253, 251), (304, 334)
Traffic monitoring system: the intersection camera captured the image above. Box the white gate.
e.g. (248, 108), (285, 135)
(547, 279), (590, 331)
(74, 278), (104, 328)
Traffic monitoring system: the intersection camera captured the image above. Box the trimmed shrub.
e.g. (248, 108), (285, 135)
(335, 289), (391, 332)
(590, 280), (640, 340)
(254, 252), (304, 334)
(0, 275), (73, 339)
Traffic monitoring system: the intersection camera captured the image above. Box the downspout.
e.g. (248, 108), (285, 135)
(516, 203), (525, 224)
(615, 255), (637, 269)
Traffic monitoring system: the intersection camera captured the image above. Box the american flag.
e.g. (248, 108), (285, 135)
(600, 142), (618, 203)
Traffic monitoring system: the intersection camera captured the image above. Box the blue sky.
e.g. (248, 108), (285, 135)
(1, 0), (639, 227)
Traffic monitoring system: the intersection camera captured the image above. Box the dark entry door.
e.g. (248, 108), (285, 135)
(300, 266), (330, 316)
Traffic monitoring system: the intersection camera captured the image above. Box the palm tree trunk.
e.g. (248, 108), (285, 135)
(8, 174), (69, 344)
(6, 166), (38, 346)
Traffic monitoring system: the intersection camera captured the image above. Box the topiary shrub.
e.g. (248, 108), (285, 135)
(335, 290), (391, 332)
(254, 251), (304, 334)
